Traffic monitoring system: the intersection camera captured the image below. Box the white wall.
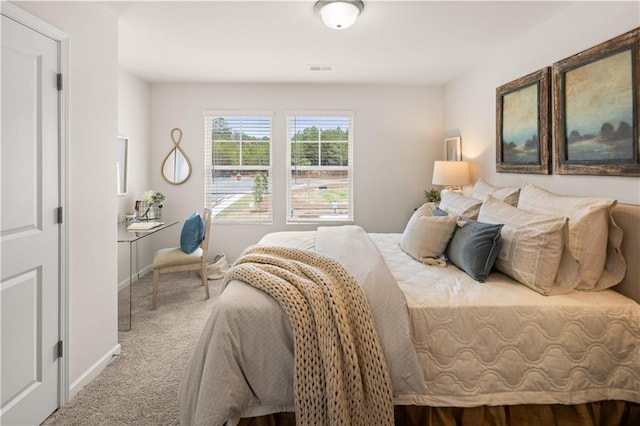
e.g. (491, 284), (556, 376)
(148, 83), (443, 262)
(14, 1), (120, 395)
(117, 70), (152, 285)
(444, 1), (640, 204)
(17, 0), (635, 405)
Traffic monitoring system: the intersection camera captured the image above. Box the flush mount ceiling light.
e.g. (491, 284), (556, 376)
(314, 1), (364, 30)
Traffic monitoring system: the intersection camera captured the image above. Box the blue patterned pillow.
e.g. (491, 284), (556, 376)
(446, 219), (503, 282)
(180, 212), (205, 254)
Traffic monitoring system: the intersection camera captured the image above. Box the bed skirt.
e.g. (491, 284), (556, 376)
(237, 401), (640, 426)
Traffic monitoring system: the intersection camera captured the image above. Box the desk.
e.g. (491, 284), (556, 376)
(117, 219), (180, 331)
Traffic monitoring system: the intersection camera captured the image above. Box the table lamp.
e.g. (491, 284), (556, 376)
(432, 161), (470, 191)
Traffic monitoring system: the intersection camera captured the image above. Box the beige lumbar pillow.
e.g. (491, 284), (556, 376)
(400, 203), (458, 263)
(478, 196), (578, 295)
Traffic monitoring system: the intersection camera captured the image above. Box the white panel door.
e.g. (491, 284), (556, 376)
(1, 14), (61, 425)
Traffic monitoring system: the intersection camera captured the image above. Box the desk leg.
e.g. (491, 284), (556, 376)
(118, 241), (133, 331)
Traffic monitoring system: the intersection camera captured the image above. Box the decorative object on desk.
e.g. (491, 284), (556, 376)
(136, 201), (159, 220)
(423, 188), (441, 203)
(127, 221), (164, 231)
(444, 136), (461, 161)
(125, 211), (136, 223)
(138, 190), (167, 220)
(553, 28), (639, 176)
(496, 67), (551, 175)
(432, 161), (470, 191)
(162, 128), (192, 185)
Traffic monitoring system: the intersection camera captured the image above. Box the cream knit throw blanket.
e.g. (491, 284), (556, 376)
(223, 245), (394, 426)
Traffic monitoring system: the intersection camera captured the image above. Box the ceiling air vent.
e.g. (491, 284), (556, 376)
(308, 64), (334, 72)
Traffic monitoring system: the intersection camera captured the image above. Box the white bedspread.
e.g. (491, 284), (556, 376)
(369, 233), (640, 407)
(179, 229), (640, 425)
(178, 226), (425, 425)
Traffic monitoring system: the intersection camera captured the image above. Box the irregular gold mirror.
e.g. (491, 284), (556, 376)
(162, 128), (192, 185)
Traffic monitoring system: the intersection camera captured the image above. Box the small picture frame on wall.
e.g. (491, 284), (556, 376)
(117, 136), (129, 195)
(445, 136), (461, 161)
(495, 67), (551, 174)
(553, 27), (640, 176)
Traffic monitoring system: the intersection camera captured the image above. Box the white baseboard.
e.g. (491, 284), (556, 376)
(69, 343), (121, 399)
(117, 264), (153, 291)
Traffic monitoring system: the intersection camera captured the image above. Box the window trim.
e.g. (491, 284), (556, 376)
(285, 111), (354, 224)
(203, 111), (273, 224)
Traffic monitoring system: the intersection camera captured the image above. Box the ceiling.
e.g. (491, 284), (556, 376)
(115, 1), (573, 86)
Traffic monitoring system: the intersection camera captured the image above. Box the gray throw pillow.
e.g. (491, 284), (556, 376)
(433, 207), (448, 216)
(446, 219), (503, 282)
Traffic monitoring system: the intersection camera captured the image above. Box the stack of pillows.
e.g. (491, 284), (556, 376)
(400, 179), (626, 295)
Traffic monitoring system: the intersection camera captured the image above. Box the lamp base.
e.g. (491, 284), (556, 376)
(442, 186), (463, 192)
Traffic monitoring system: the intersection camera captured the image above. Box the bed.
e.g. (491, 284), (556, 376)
(179, 183), (640, 425)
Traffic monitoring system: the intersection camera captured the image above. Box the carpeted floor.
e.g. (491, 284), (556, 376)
(42, 272), (222, 426)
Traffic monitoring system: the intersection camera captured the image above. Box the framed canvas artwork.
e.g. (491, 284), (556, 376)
(495, 67), (551, 174)
(553, 28), (639, 176)
(445, 136), (461, 161)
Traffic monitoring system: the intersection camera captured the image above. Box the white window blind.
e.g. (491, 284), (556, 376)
(204, 113), (272, 223)
(286, 113), (354, 223)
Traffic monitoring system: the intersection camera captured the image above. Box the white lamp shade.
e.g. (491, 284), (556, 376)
(432, 161), (471, 187)
(317, 1), (362, 29)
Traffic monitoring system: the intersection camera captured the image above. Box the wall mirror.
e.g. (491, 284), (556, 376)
(117, 136), (128, 195)
(162, 128), (192, 185)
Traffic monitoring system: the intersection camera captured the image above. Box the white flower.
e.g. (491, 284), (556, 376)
(143, 190), (167, 206)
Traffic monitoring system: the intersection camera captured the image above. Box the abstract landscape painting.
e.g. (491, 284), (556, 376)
(502, 82), (540, 164)
(554, 27), (639, 176)
(564, 50), (634, 162)
(496, 67), (551, 174)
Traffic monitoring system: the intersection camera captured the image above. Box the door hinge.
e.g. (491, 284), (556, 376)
(57, 340), (63, 358)
(57, 73), (63, 91)
(56, 206), (63, 224)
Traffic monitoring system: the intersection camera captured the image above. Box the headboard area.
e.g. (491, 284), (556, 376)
(612, 203), (640, 304)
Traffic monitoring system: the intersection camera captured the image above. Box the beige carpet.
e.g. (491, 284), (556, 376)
(42, 272), (221, 426)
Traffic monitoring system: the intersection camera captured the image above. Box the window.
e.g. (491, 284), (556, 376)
(204, 113), (272, 223)
(286, 113), (354, 223)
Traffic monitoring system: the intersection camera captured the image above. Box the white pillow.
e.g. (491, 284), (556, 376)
(478, 196), (578, 295)
(516, 183), (624, 291)
(471, 178), (520, 206)
(400, 203), (458, 262)
(439, 190), (482, 219)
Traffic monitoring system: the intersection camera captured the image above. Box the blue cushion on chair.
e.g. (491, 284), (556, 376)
(180, 212), (205, 254)
(446, 219), (503, 282)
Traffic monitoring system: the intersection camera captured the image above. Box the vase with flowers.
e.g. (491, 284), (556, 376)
(139, 190), (167, 220)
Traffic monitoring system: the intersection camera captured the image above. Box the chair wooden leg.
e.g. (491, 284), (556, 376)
(152, 268), (160, 310)
(201, 264), (210, 299)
